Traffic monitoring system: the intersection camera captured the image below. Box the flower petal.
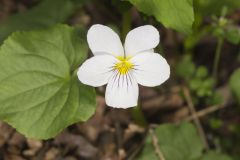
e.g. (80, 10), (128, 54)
(124, 25), (159, 56)
(130, 52), (170, 87)
(105, 72), (139, 108)
(77, 54), (118, 87)
(87, 24), (124, 57)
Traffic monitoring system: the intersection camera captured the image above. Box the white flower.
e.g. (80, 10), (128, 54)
(77, 24), (170, 108)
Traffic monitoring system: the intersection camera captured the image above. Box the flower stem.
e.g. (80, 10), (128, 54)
(122, 9), (131, 40)
(130, 106), (147, 127)
(122, 9), (147, 127)
(213, 37), (224, 82)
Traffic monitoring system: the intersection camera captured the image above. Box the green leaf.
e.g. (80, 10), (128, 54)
(127, 0), (194, 34)
(199, 152), (232, 160)
(225, 26), (240, 45)
(139, 123), (204, 160)
(176, 55), (196, 80)
(0, 24), (96, 139)
(196, 66), (208, 78)
(0, 0), (80, 42)
(202, 78), (214, 89)
(230, 68), (240, 104)
(139, 143), (158, 160)
(139, 123), (233, 160)
(206, 92), (223, 106)
(197, 88), (211, 97)
(190, 78), (202, 90)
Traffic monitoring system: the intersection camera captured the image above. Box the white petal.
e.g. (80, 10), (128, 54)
(87, 24), (124, 57)
(77, 55), (118, 87)
(105, 72), (139, 108)
(124, 25), (159, 56)
(130, 52), (170, 87)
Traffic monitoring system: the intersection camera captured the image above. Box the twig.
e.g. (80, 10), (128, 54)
(183, 87), (210, 150)
(149, 129), (166, 160)
(150, 104), (226, 128)
(183, 105), (225, 122)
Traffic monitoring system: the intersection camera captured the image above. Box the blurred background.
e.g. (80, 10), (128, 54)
(0, 0), (240, 160)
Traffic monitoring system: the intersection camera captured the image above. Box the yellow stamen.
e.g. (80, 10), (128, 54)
(114, 56), (133, 75)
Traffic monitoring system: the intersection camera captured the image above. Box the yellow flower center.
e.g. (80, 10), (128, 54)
(114, 56), (133, 75)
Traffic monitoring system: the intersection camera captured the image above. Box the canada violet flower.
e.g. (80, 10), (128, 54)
(77, 24), (170, 108)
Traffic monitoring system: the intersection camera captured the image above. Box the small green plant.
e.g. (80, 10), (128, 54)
(176, 55), (221, 105)
(139, 123), (232, 160)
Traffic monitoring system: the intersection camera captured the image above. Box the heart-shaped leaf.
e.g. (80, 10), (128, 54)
(139, 123), (204, 160)
(139, 123), (232, 160)
(0, 24), (96, 139)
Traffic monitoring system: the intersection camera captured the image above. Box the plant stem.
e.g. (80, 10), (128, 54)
(183, 87), (210, 150)
(130, 106), (147, 127)
(122, 9), (131, 40)
(213, 37), (224, 81)
(122, 9), (147, 127)
(121, 9), (147, 127)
